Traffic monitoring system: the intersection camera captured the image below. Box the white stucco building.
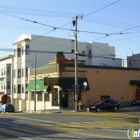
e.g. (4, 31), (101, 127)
(13, 34), (122, 111)
(0, 55), (13, 105)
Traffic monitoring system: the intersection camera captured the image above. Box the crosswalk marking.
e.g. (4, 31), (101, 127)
(12, 127), (46, 135)
(64, 111), (138, 119)
(0, 128), (25, 137)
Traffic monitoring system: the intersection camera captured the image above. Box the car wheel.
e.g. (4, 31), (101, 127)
(132, 102), (136, 105)
(96, 108), (100, 112)
(113, 106), (118, 111)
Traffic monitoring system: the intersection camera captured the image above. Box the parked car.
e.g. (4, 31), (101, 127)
(131, 98), (140, 105)
(0, 104), (15, 113)
(87, 98), (120, 112)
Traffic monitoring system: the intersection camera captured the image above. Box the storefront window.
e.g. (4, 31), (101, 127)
(52, 94), (58, 106)
(37, 92), (42, 101)
(44, 94), (50, 101)
(31, 92), (34, 101)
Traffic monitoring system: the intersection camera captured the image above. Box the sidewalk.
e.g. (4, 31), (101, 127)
(14, 102), (139, 114)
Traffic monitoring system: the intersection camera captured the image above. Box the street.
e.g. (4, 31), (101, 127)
(0, 106), (140, 140)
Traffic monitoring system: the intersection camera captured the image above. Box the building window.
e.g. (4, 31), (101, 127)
(14, 85), (16, 93)
(52, 94), (58, 106)
(1, 81), (3, 90)
(31, 92), (34, 101)
(18, 85), (21, 94)
(44, 94), (50, 101)
(7, 81), (10, 89)
(17, 48), (21, 57)
(22, 84), (24, 93)
(37, 92), (42, 101)
(26, 67), (28, 77)
(1, 68), (3, 76)
(26, 45), (29, 55)
(4, 81), (5, 89)
(22, 68), (24, 77)
(89, 50), (92, 58)
(18, 69), (21, 78)
(7, 66), (11, 75)
(22, 47), (24, 55)
(14, 70), (16, 78)
(4, 67), (6, 75)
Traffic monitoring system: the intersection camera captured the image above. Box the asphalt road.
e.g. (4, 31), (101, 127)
(0, 106), (140, 140)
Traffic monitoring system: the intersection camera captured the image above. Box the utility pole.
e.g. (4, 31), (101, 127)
(73, 15), (82, 112)
(34, 53), (36, 111)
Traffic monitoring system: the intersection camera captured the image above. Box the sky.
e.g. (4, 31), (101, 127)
(0, 0), (140, 60)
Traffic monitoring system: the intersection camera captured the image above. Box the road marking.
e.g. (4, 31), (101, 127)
(104, 128), (127, 132)
(12, 127), (46, 135)
(3, 115), (57, 124)
(63, 111), (137, 118)
(19, 137), (33, 140)
(58, 134), (81, 139)
(72, 131), (125, 139)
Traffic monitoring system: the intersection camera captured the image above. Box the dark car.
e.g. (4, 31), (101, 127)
(131, 98), (140, 105)
(0, 104), (15, 113)
(87, 98), (120, 112)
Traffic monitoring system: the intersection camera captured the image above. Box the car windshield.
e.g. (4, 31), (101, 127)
(6, 104), (13, 107)
(94, 100), (104, 105)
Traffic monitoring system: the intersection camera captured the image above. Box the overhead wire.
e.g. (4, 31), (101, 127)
(83, 0), (121, 17)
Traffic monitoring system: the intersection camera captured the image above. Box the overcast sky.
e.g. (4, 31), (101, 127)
(0, 0), (140, 60)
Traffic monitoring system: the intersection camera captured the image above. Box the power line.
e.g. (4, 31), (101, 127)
(0, 5), (76, 18)
(83, 0), (121, 17)
(0, 10), (131, 36)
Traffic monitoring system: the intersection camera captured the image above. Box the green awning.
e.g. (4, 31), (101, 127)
(44, 77), (90, 91)
(59, 77), (90, 90)
(130, 80), (140, 85)
(26, 79), (48, 92)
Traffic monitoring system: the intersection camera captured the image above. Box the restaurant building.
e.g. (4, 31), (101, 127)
(26, 52), (140, 111)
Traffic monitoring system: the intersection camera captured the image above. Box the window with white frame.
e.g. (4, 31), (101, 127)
(22, 68), (24, 77)
(14, 85), (16, 93)
(37, 92), (42, 101)
(1, 68), (3, 76)
(7, 81), (10, 89)
(22, 46), (24, 55)
(26, 67), (28, 77)
(14, 69), (16, 78)
(7, 66), (11, 75)
(18, 69), (21, 78)
(31, 92), (34, 101)
(18, 85), (21, 94)
(44, 94), (50, 101)
(22, 84), (24, 93)
(4, 81), (5, 89)
(26, 45), (29, 55)
(1, 81), (3, 90)
(4, 67), (6, 75)
(17, 48), (21, 57)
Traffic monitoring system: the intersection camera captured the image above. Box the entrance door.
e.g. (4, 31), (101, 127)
(62, 94), (68, 108)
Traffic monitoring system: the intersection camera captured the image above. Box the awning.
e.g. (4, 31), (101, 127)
(130, 80), (140, 85)
(44, 77), (90, 91)
(0, 94), (7, 103)
(59, 77), (90, 90)
(26, 79), (48, 92)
